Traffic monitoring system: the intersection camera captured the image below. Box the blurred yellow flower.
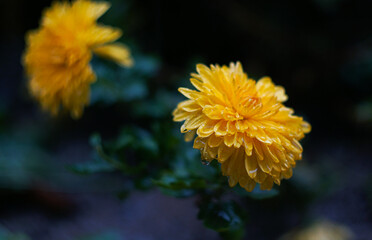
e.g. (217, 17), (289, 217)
(173, 62), (310, 191)
(23, 0), (133, 118)
(279, 220), (354, 240)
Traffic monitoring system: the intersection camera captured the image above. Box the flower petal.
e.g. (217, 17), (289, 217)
(93, 43), (133, 67)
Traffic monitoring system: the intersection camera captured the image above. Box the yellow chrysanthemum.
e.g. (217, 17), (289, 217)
(22, 0), (133, 118)
(173, 62), (311, 191)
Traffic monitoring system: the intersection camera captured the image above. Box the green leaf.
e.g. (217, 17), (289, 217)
(132, 90), (183, 118)
(198, 201), (245, 234)
(134, 177), (153, 190)
(90, 76), (147, 104)
(153, 172), (207, 198)
(89, 134), (128, 172)
(153, 174), (207, 190)
(113, 127), (158, 155)
(66, 157), (115, 175)
(131, 54), (160, 77)
(90, 54), (160, 105)
(73, 127), (160, 183)
(158, 188), (196, 198)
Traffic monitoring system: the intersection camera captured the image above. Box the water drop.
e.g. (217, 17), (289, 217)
(201, 160), (210, 165)
(249, 168), (258, 174)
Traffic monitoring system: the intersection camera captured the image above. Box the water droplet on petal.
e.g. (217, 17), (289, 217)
(249, 168), (258, 174)
(201, 160), (210, 165)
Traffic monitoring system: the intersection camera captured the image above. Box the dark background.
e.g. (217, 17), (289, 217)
(0, 0), (371, 239)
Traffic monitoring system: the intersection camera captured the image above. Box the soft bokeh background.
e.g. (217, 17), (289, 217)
(0, 0), (372, 239)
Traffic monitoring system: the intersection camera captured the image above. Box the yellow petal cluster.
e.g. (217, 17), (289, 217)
(173, 62), (311, 191)
(22, 0), (133, 118)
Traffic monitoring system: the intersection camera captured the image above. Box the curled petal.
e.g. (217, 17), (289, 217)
(181, 114), (205, 132)
(184, 130), (196, 142)
(197, 120), (216, 137)
(214, 120), (228, 136)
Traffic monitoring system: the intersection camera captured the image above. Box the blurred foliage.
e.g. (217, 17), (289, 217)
(0, 120), (52, 190)
(0, 226), (30, 240)
(0, 138), (50, 189)
(198, 201), (246, 240)
(69, 127), (160, 187)
(90, 53), (159, 105)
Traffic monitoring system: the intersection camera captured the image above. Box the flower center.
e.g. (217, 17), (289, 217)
(236, 95), (263, 119)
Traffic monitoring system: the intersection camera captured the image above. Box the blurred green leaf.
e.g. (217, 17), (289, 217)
(198, 200), (245, 239)
(170, 143), (219, 181)
(0, 138), (51, 189)
(111, 127), (159, 156)
(90, 75), (147, 104)
(66, 156), (115, 175)
(153, 172), (207, 197)
(90, 54), (160, 105)
(131, 54), (160, 77)
(154, 174), (207, 190)
(133, 90), (182, 118)
(134, 177), (153, 190)
(0, 226), (30, 240)
(71, 127), (160, 183)
(153, 137), (224, 197)
(89, 134), (128, 172)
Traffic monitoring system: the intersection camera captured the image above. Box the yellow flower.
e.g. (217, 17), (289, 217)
(22, 0), (133, 118)
(173, 62), (311, 191)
